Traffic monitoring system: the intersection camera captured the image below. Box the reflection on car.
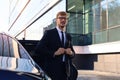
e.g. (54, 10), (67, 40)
(0, 33), (51, 80)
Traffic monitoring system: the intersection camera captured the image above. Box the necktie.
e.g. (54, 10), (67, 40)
(61, 31), (65, 62)
(61, 31), (64, 47)
(61, 32), (70, 76)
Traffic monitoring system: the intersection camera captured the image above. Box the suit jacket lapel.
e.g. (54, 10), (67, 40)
(54, 28), (63, 47)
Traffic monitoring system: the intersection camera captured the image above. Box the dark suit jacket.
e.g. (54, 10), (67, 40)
(35, 28), (77, 80)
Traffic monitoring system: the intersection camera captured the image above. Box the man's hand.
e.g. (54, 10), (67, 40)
(65, 48), (73, 55)
(54, 48), (73, 56)
(54, 48), (65, 56)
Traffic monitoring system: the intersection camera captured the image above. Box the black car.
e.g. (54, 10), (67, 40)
(0, 33), (51, 80)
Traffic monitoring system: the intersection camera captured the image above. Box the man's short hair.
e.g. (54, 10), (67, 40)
(56, 11), (67, 18)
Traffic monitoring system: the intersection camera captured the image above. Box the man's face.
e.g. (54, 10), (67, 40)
(56, 15), (68, 29)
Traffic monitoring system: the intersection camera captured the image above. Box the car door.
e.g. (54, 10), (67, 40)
(0, 33), (51, 80)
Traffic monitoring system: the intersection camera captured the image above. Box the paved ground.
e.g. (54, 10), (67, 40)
(77, 70), (120, 80)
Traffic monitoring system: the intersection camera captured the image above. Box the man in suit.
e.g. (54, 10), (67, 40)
(35, 11), (78, 80)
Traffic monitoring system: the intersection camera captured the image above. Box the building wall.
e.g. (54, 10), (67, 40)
(72, 41), (120, 74)
(94, 53), (120, 74)
(9, 0), (66, 40)
(73, 53), (120, 74)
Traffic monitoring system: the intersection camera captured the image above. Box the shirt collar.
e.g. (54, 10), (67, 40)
(56, 26), (65, 33)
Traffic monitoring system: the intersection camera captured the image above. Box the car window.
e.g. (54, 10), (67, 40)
(0, 56), (39, 73)
(0, 33), (30, 59)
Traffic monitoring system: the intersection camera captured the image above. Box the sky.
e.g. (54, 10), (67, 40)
(0, 0), (9, 33)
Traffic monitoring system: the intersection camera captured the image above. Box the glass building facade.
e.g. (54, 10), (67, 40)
(8, 0), (120, 46)
(66, 0), (120, 45)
